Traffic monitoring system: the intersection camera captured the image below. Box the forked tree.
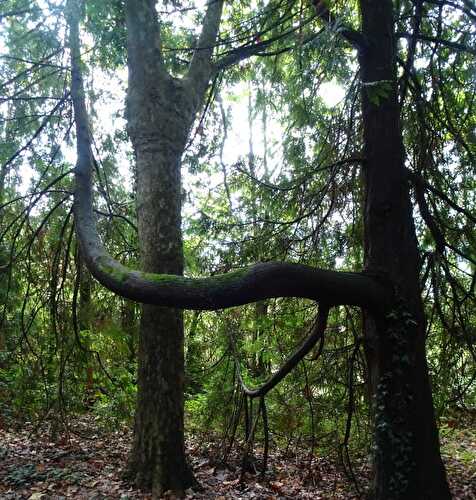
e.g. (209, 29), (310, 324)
(67, 0), (473, 498)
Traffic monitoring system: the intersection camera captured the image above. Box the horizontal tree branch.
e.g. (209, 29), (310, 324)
(70, 0), (391, 314)
(396, 31), (476, 56)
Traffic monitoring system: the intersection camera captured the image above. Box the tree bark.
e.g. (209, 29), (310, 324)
(124, 128), (195, 494)
(123, 0), (222, 494)
(359, 1), (450, 498)
(124, 29), (194, 499)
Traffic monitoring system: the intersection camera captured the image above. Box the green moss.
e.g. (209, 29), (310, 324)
(138, 272), (193, 289)
(140, 272), (177, 284)
(97, 254), (250, 291)
(140, 267), (250, 289)
(206, 267), (249, 285)
(96, 256), (130, 284)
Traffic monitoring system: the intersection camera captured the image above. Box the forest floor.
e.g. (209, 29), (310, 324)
(0, 416), (475, 499)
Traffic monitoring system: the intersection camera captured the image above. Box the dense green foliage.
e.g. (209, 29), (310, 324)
(0, 0), (475, 470)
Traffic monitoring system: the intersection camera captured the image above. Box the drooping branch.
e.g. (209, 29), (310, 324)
(407, 169), (476, 224)
(69, 0), (390, 313)
(0, 93), (69, 172)
(232, 304), (331, 398)
(412, 175), (446, 255)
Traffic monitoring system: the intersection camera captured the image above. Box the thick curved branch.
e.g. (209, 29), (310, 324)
(69, 2), (390, 313)
(233, 304), (331, 398)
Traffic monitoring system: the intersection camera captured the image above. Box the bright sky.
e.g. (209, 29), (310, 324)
(15, 70), (345, 197)
(9, 1), (346, 197)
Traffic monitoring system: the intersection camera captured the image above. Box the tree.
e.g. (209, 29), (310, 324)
(121, 0), (224, 491)
(73, 0), (329, 493)
(68, 0), (474, 498)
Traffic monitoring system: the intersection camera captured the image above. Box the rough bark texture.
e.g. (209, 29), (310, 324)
(125, 136), (195, 494)
(124, 3), (192, 494)
(123, 0), (222, 494)
(359, 1), (450, 498)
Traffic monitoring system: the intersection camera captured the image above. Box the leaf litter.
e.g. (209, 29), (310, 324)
(0, 416), (474, 499)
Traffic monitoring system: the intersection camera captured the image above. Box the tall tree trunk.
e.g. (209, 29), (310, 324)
(123, 3), (192, 493)
(125, 79), (195, 493)
(78, 252), (94, 398)
(359, 1), (450, 498)
(123, 0), (222, 492)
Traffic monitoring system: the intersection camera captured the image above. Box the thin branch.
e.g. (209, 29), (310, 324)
(0, 94), (69, 171)
(232, 304), (330, 398)
(214, 14), (319, 71)
(422, 0), (476, 24)
(407, 169), (476, 224)
(396, 31), (476, 55)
